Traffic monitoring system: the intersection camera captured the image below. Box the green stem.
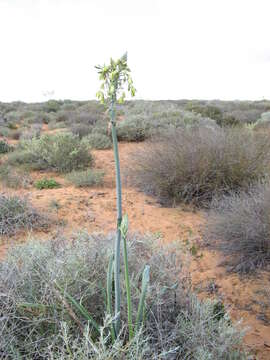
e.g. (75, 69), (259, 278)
(107, 254), (116, 342)
(120, 215), (134, 340)
(110, 100), (122, 336)
(135, 265), (150, 333)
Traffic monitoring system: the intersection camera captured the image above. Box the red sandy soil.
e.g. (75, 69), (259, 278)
(0, 137), (270, 359)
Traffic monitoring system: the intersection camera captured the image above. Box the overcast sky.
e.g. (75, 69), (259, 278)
(0, 0), (269, 102)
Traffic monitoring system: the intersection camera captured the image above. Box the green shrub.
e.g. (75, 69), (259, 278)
(24, 111), (51, 125)
(0, 166), (32, 189)
(128, 127), (270, 206)
(6, 150), (36, 166)
(0, 233), (245, 358)
(8, 129), (21, 140)
(117, 118), (148, 142)
(0, 127), (10, 137)
(7, 122), (17, 130)
(204, 183), (270, 273)
(66, 169), (104, 187)
(91, 120), (109, 136)
(54, 110), (70, 123)
(9, 133), (93, 173)
(0, 193), (46, 235)
(69, 112), (100, 126)
(253, 112), (270, 131)
(20, 124), (42, 140)
(0, 140), (12, 154)
(82, 133), (112, 149)
(48, 120), (67, 130)
(35, 178), (61, 190)
(43, 99), (61, 113)
(186, 103), (223, 123)
(71, 123), (93, 138)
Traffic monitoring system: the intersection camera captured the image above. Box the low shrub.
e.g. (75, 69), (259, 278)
(43, 99), (61, 113)
(253, 111), (270, 131)
(117, 118), (148, 142)
(24, 112), (51, 125)
(0, 166), (32, 189)
(71, 123), (93, 138)
(20, 124), (42, 140)
(0, 127), (10, 137)
(9, 133), (93, 173)
(54, 110), (70, 123)
(0, 193), (46, 235)
(8, 129), (21, 140)
(6, 150), (36, 166)
(48, 120), (67, 130)
(71, 112), (100, 126)
(7, 122), (18, 130)
(82, 133), (112, 149)
(66, 169), (104, 187)
(91, 120), (109, 136)
(204, 183), (270, 273)
(35, 178), (61, 190)
(128, 127), (270, 206)
(0, 140), (12, 154)
(0, 233), (245, 358)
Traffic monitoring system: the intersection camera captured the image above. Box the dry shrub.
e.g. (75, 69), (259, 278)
(71, 123), (93, 138)
(0, 166), (32, 189)
(204, 183), (270, 273)
(0, 232), (245, 359)
(66, 169), (104, 187)
(0, 193), (47, 235)
(128, 127), (270, 206)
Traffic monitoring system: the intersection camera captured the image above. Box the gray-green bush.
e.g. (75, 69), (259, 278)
(204, 183), (270, 273)
(0, 140), (12, 154)
(71, 123), (93, 138)
(66, 169), (104, 187)
(253, 111), (270, 131)
(0, 233), (246, 359)
(0, 193), (46, 235)
(82, 133), (112, 149)
(7, 133), (93, 172)
(0, 166), (32, 189)
(128, 127), (270, 206)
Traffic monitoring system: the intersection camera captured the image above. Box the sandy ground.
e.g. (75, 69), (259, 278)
(1, 139), (270, 359)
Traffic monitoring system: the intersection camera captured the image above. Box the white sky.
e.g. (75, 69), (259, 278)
(0, 0), (269, 102)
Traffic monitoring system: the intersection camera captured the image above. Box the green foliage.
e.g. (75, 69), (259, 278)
(6, 150), (36, 166)
(253, 111), (270, 131)
(0, 127), (10, 137)
(35, 178), (61, 190)
(43, 99), (61, 113)
(7, 122), (17, 130)
(66, 169), (104, 187)
(82, 133), (112, 149)
(10, 133), (93, 172)
(96, 52), (136, 105)
(0, 140), (12, 154)
(117, 118), (148, 142)
(0, 193), (46, 235)
(96, 53), (138, 339)
(20, 124), (42, 140)
(8, 129), (21, 140)
(71, 123), (93, 138)
(186, 103), (223, 122)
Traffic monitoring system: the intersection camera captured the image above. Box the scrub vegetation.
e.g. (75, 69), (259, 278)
(1, 62), (270, 358)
